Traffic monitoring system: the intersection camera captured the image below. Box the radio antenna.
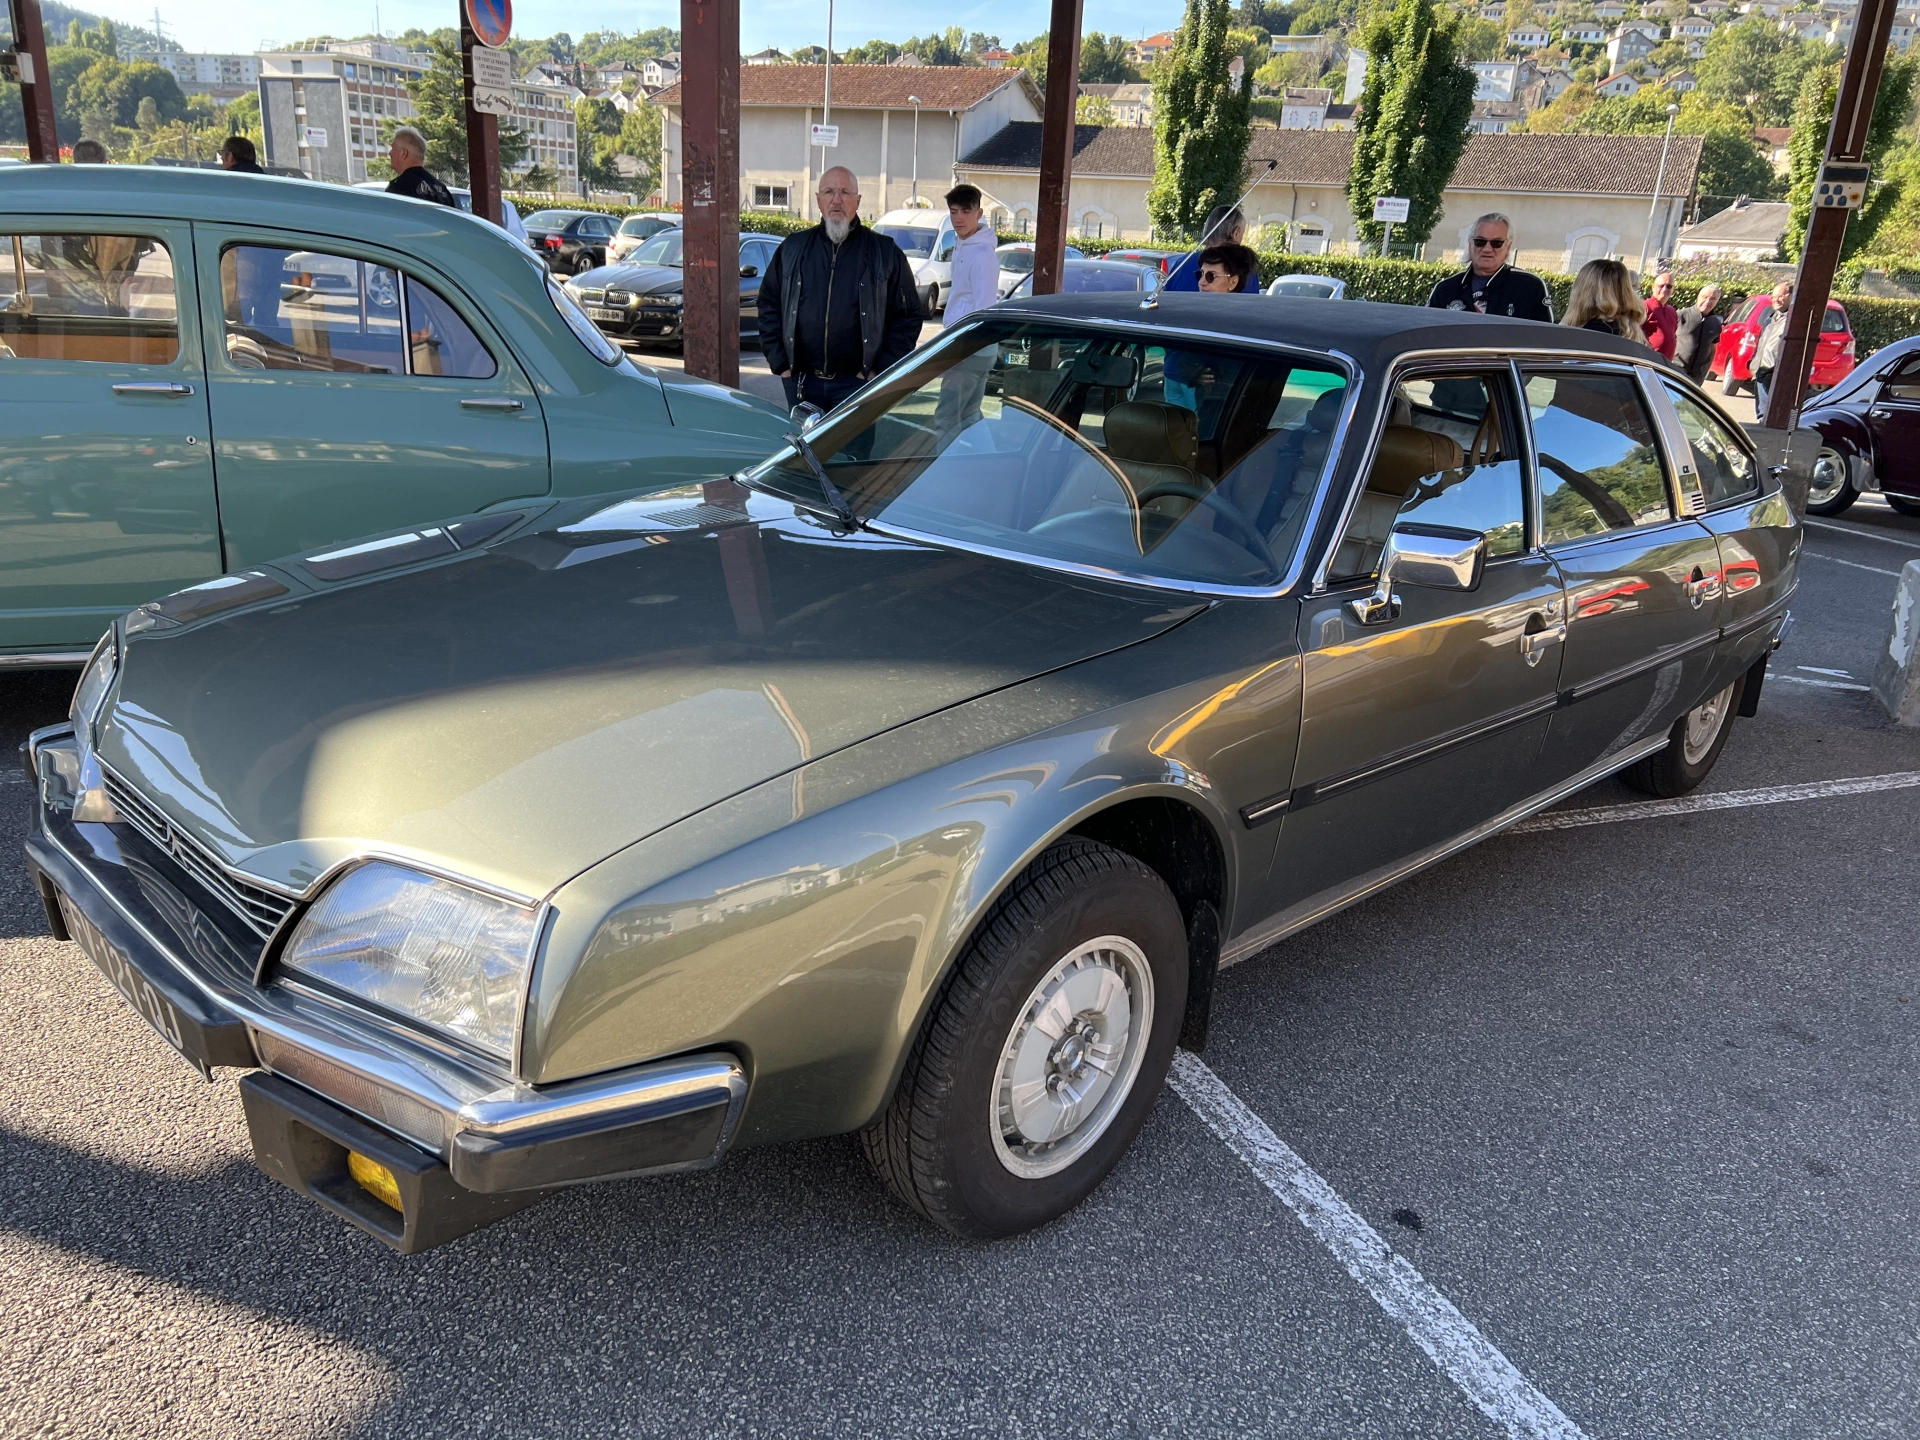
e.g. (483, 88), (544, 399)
(1142, 158), (1279, 309)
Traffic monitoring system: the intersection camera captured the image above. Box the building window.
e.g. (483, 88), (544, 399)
(1015, 209), (1033, 236)
(752, 184), (791, 210)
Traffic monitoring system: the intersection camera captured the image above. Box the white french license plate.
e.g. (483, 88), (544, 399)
(588, 307), (624, 322)
(59, 893), (194, 1063)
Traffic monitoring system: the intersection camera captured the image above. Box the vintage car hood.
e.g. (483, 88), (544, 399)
(99, 491), (1199, 900)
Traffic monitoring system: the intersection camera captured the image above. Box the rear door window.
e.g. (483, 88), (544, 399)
(0, 233), (179, 365)
(1524, 370), (1672, 543)
(1661, 381), (1757, 505)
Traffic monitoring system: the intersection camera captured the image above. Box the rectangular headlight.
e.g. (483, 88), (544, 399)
(281, 861), (540, 1062)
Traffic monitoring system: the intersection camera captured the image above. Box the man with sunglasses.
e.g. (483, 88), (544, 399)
(1426, 213), (1553, 323)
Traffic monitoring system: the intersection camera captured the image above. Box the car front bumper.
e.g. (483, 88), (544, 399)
(22, 724), (746, 1253)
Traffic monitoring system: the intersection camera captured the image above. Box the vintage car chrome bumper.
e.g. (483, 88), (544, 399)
(22, 724), (746, 1252)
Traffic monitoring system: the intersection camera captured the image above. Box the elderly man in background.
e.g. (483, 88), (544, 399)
(1642, 271), (1680, 360)
(1673, 283), (1725, 385)
(757, 165), (924, 414)
(385, 127), (457, 208)
(1426, 213), (1554, 322)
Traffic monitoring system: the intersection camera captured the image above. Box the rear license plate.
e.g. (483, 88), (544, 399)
(58, 892), (196, 1064)
(588, 307), (623, 322)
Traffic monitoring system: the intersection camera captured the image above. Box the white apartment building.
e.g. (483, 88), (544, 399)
(1473, 60), (1521, 101)
(130, 51), (258, 100)
(257, 41), (580, 188)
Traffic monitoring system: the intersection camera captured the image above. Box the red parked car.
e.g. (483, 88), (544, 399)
(1711, 295), (1856, 395)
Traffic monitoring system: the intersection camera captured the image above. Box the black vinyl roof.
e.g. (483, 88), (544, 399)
(988, 292), (1657, 376)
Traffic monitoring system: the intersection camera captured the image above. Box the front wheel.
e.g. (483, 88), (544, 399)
(863, 838), (1187, 1239)
(1807, 447), (1860, 516)
(1884, 494), (1920, 518)
(1623, 679), (1740, 798)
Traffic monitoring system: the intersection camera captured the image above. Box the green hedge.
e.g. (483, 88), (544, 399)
(1839, 296), (1920, 358)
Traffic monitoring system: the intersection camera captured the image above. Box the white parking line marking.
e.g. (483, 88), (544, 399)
(1797, 665), (1854, 676)
(1511, 771), (1920, 834)
(1171, 1052), (1589, 1440)
(1803, 518), (1920, 552)
(1804, 549), (1902, 578)
(1770, 673), (1872, 692)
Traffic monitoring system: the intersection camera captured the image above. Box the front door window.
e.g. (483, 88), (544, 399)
(1525, 371), (1670, 542)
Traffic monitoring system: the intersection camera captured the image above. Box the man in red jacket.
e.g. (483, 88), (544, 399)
(1643, 270), (1679, 359)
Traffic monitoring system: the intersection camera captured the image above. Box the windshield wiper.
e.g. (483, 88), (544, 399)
(781, 428), (863, 531)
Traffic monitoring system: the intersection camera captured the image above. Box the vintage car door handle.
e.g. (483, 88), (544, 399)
(1686, 568), (1722, 607)
(112, 382), (196, 397)
(1519, 618), (1566, 666)
(460, 398), (525, 412)
(1871, 408), (1891, 419)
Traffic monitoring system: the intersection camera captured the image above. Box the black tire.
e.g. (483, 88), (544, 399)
(863, 838), (1187, 1239)
(923, 283), (940, 315)
(574, 251), (598, 275)
(1623, 678), (1741, 798)
(1806, 447), (1860, 516)
(1884, 494), (1920, 518)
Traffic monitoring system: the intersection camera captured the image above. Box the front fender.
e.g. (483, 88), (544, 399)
(524, 605), (1300, 1148)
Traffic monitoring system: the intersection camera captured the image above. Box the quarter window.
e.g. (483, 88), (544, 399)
(1662, 382), (1757, 505)
(0, 233), (179, 365)
(1881, 359), (1920, 400)
(403, 275), (496, 378)
(1524, 370), (1671, 543)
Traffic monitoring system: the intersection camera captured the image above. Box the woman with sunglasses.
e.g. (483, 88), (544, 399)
(1425, 212), (1554, 323)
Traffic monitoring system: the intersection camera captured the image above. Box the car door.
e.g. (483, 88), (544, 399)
(0, 221), (221, 656)
(1273, 366), (1567, 909)
(197, 228), (550, 568)
(1862, 354), (1920, 490)
(738, 237), (774, 338)
(1525, 363), (1725, 783)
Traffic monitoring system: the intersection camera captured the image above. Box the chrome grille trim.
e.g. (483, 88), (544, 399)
(99, 767), (294, 939)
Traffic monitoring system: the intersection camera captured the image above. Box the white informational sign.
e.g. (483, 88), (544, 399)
(470, 44), (514, 117)
(1372, 196), (1411, 223)
(298, 126), (328, 148)
(810, 123), (840, 147)
(15, 52), (36, 86)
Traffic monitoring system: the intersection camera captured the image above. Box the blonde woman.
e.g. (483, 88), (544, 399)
(1563, 258), (1648, 343)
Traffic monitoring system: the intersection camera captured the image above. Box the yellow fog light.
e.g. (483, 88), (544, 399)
(348, 1151), (403, 1211)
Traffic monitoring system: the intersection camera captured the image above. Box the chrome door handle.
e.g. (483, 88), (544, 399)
(1685, 571), (1722, 607)
(1871, 408), (1891, 419)
(1519, 621), (1566, 666)
(460, 397), (524, 412)
(113, 382), (196, 397)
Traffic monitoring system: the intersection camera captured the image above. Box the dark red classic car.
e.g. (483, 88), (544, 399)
(1798, 334), (1920, 518)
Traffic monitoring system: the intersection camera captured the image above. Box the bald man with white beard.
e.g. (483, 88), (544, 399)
(757, 166), (926, 413)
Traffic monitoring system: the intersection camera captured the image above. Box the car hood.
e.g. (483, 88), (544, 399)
(100, 490), (1199, 900)
(591, 262), (684, 294)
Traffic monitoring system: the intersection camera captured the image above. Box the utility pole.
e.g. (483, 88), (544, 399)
(680, 0), (741, 387)
(11, 0), (60, 161)
(1637, 102), (1679, 277)
(1766, 0), (1900, 429)
(460, 2), (502, 225)
(1032, 0), (1085, 295)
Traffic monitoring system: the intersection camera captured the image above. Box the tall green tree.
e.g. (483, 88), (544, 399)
(1784, 56), (1919, 262)
(389, 34), (527, 185)
(1081, 33), (1142, 84)
(1346, 0), (1475, 250)
(1147, 0), (1255, 239)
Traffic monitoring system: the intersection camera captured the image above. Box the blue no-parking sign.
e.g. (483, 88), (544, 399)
(465, 0), (512, 50)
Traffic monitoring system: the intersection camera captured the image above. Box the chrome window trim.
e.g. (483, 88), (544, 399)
(1635, 363), (1698, 517)
(829, 317), (1363, 599)
(1509, 358), (1543, 552)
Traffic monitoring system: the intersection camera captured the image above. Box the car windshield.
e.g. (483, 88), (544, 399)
(1270, 280), (1337, 298)
(619, 215), (675, 237)
(739, 319), (1349, 588)
(875, 225), (942, 258)
(1822, 306), (1849, 333)
(998, 249), (1038, 273)
(523, 210), (584, 229)
(630, 231), (685, 266)
(1016, 265), (1153, 295)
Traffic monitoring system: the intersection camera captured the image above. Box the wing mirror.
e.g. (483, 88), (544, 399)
(740, 265), (760, 278)
(790, 401), (826, 432)
(1349, 524), (1487, 626)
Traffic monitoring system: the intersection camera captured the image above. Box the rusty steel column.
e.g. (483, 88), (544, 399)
(13, 0), (60, 162)
(679, 0), (741, 387)
(1765, 0), (1900, 428)
(1032, 0), (1085, 297)
(460, 11), (503, 226)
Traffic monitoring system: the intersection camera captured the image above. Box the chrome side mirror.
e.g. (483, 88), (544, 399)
(789, 401), (826, 432)
(1348, 524), (1487, 626)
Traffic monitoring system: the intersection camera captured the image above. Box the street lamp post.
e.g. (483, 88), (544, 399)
(909, 95), (922, 203)
(1638, 102), (1680, 277)
(818, 0), (834, 177)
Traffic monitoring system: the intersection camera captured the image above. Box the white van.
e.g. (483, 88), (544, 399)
(872, 206), (956, 314)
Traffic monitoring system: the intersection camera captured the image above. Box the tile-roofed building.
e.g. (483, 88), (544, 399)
(653, 64), (1043, 215)
(955, 125), (1702, 268)
(1676, 198), (1791, 261)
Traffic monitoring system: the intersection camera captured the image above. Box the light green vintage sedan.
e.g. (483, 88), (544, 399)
(26, 297), (1798, 1252)
(0, 166), (787, 662)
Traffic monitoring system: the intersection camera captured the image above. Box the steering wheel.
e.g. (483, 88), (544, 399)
(1132, 478), (1270, 557)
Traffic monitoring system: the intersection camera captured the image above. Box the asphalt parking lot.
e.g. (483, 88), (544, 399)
(3, 501), (1918, 1440)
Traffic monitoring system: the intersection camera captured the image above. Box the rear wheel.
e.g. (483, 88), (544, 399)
(1807, 447), (1860, 516)
(923, 283), (940, 315)
(574, 251), (597, 275)
(1623, 679), (1740, 798)
(863, 838), (1186, 1239)
(1884, 494), (1920, 518)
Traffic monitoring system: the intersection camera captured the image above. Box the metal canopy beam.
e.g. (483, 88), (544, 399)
(1032, 0), (1085, 297)
(1765, 0), (1900, 428)
(679, 0), (741, 387)
(11, 0), (60, 162)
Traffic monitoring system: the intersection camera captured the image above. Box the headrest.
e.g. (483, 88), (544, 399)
(1369, 424), (1464, 495)
(1389, 395), (1415, 427)
(1106, 401), (1199, 469)
(1307, 388), (1345, 431)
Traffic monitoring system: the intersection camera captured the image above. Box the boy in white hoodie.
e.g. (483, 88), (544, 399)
(936, 184), (999, 437)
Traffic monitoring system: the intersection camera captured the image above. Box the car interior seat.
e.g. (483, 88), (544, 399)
(1104, 400), (1201, 505)
(1332, 424), (1465, 578)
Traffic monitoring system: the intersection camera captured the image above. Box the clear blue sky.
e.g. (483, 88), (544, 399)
(81, 0), (1177, 57)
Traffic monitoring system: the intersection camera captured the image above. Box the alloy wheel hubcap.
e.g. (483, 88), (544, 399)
(991, 936), (1154, 1179)
(1809, 449), (1848, 505)
(1682, 682), (1737, 765)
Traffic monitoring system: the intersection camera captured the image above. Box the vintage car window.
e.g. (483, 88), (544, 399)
(401, 275), (496, 379)
(739, 318), (1349, 588)
(1330, 373), (1525, 580)
(542, 270), (623, 364)
(1661, 381), (1757, 505)
(0, 233), (179, 365)
(220, 244), (405, 373)
(1524, 370), (1671, 544)
(1882, 358), (1920, 400)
